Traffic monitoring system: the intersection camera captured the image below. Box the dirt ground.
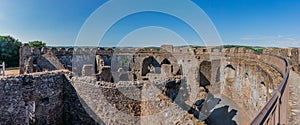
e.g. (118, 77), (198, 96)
(4, 70), (19, 76)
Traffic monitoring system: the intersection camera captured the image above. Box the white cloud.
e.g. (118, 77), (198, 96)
(240, 37), (256, 41)
(240, 35), (292, 42)
(239, 35), (300, 47)
(240, 36), (279, 41)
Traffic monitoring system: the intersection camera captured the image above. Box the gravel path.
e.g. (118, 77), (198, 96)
(288, 71), (300, 125)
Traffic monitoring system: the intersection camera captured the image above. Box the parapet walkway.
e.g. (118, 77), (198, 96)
(288, 71), (300, 125)
(206, 95), (250, 125)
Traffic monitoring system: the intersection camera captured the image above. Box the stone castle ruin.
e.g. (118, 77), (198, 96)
(0, 44), (299, 124)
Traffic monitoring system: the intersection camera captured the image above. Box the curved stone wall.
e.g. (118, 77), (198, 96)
(219, 55), (283, 119)
(12, 45), (290, 124)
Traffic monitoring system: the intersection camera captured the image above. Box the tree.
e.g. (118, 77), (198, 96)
(28, 41), (46, 48)
(0, 35), (22, 67)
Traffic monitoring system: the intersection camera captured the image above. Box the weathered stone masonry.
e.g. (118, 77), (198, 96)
(0, 45), (291, 124)
(0, 71), (98, 125)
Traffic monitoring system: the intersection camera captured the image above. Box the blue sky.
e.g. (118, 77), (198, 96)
(0, 0), (299, 47)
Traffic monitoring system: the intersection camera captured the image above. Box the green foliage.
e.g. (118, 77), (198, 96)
(0, 35), (22, 67)
(217, 45), (264, 54)
(122, 58), (128, 66)
(252, 47), (264, 54)
(6, 67), (19, 70)
(193, 49), (198, 54)
(28, 41), (46, 48)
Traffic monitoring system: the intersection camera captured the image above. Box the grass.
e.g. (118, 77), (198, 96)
(214, 45), (265, 54)
(6, 67), (20, 70)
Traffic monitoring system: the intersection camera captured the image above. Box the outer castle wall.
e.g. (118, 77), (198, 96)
(0, 45), (291, 124)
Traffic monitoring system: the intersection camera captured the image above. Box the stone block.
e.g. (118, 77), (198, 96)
(82, 64), (95, 76)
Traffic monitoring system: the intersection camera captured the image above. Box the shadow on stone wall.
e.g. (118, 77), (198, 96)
(142, 56), (161, 76)
(199, 71), (211, 87)
(206, 105), (237, 125)
(63, 76), (104, 125)
(187, 93), (221, 122)
(161, 72), (235, 123)
(36, 55), (65, 72)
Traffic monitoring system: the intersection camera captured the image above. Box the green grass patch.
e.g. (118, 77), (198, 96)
(6, 67), (19, 70)
(213, 45), (265, 54)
